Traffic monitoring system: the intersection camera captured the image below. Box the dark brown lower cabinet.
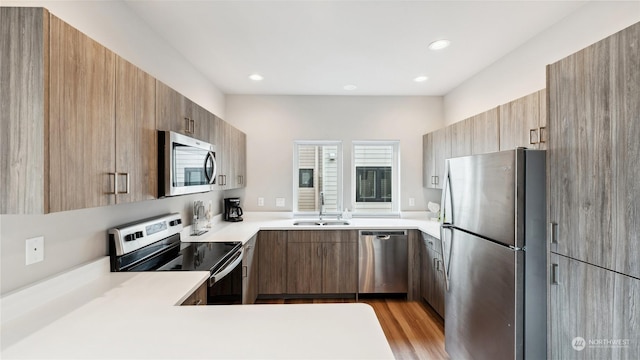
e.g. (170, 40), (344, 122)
(286, 230), (357, 295)
(549, 253), (639, 359)
(181, 281), (207, 306)
(257, 231), (287, 295)
(242, 235), (259, 304)
(421, 232), (445, 318)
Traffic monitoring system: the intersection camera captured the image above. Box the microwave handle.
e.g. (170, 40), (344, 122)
(204, 151), (217, 185)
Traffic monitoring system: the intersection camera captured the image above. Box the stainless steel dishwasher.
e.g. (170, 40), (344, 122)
(358, 230), (408, 294)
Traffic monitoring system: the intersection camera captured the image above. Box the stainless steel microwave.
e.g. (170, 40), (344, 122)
(158, 131), (217, 197)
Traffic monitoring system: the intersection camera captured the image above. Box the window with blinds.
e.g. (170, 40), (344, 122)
(352, 142), (399, 215)
(293, 141), (342, 214)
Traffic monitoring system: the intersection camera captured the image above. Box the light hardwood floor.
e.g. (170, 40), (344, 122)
(256, 297), (448, 359)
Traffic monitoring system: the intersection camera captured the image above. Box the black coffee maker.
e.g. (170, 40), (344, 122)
(223, 197), (243, 222)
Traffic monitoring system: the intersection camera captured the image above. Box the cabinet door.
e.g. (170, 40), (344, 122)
(432, 250), (446, 318)
(448, 118), (472, 158)
(214, 116), (230, 189)
(422, 133), (434, 188)
(185, 99), (209, 141)
(49, 14), (116, 212)
(287, 241), (323, 294)
(242, 236), (258, 304)
(471, 107), (500, 155)
(156, 80), (188, 135)
(499, 91), (541, 150)
(322, 231), (358, 294)
(115, 57), (156, 203)
(181, 281), (207, 306)
(549, 253), (639, 359)
(0, 8), (48, 214)
(547, 25), (640, 277)
(612, 23), (640, 279)
(420, 236), (434, 303)
(537, 89), (547, 150)
(432, 128), (450, 188)
(234, 129), (247, 188)
(322, 241), (357, 293)
(257, 231), (287, 295)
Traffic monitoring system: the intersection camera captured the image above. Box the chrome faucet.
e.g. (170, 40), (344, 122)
(319, 192), (325, 221)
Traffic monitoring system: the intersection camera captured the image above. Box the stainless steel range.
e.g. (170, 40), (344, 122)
(108, 213), (243, 304)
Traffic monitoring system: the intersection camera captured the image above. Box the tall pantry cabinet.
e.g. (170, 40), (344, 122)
(547, 22), (639, 359)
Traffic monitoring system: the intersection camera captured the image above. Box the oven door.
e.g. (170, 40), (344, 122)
(159, 131), (217, 197)
(208, 247), (243, 305)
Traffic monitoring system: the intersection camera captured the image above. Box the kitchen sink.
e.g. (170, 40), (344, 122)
(293, 220), (351, 226)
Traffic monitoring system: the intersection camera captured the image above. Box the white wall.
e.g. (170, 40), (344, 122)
(224, 95), (444, 213)
(444, 1), (640, 125)
(0, 1), (228, 295)
(2, 0), (226, 117)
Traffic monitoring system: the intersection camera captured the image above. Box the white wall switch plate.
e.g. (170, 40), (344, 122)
(257, 197), (265, 206)
(409, 198), (415, 207)
(26, 236), (44, 265)
(275, 198), (285, 207)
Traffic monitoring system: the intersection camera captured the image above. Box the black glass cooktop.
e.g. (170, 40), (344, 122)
(156, 241), (242, 274)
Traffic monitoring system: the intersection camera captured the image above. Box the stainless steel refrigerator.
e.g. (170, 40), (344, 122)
(440, 149), (547, 360)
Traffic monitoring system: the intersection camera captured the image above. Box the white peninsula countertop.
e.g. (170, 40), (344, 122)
(2, 212), (439, 359)
(1, 258), (393, 359)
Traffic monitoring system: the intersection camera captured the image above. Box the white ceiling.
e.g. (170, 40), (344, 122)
(124, 0), (587, 96)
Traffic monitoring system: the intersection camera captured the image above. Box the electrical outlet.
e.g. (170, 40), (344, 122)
(26, 236), (44, 265)
(276, 198), (285, 207)
(257, 197), (265, 206)
(409, 198), (415, 207)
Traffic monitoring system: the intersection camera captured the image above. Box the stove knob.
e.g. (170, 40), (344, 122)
(169, 219), (182, 226)
(124, 234), (136, 242)
(135, 231), (144, 239)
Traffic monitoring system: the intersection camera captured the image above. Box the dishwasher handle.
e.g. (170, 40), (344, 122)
(359, 230), (408, 237)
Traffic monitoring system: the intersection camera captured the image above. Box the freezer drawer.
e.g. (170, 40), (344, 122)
(358, 230), (408, 294)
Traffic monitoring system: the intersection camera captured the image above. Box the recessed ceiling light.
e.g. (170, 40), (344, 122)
(248, 73), (263, 81)
(343, 84), (357, 91)
(414, 75), (429, 82)
(428, 39), (451, 51)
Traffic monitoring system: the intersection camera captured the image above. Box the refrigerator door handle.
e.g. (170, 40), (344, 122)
(439, 160), (452, 292)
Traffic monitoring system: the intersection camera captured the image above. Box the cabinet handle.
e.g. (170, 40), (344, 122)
(538, 126), (547, 143)
(529, 128), (539, 144)
(190, 119), (196, 134)
(184, 117), (191, 133)
(551, 264), (559, 284)
(108, 172), (119, 195)
(549, 222), (558, 245)
(434, 176), (439, 185)
(117, 173), (130, 194)
(317, 246), (321, 257)
(242, 265), (247, 278)
(193, 299), (203, 305)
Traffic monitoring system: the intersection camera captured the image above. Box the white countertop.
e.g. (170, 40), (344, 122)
(1, 258), (393, 359)
(182, 211), (441, 245)
(2, 212), (438, 359)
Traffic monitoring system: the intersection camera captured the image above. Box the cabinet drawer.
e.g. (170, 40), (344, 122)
(287, 230), (358, 243)
(422, 232), (442, 254)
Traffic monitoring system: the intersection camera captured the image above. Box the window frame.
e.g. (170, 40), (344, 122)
(350, 140), (400, 217)
(293, 140), (343, 217)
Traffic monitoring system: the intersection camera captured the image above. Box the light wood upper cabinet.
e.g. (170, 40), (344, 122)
(115, 57), (157, 203)
(471, 107), (500, 155)
(499, 90), (546, 150)
(448, 118), (472, 158)
(0, 7), (48, 214)
(423, 128), (449, 189)
(548, 22), (640, 278)
(214, 116), (247, 190)
(48, 14), (117, 212)
(155, 81), (187, 135)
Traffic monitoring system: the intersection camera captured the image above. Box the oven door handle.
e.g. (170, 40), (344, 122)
(210, 248), (244, 286)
